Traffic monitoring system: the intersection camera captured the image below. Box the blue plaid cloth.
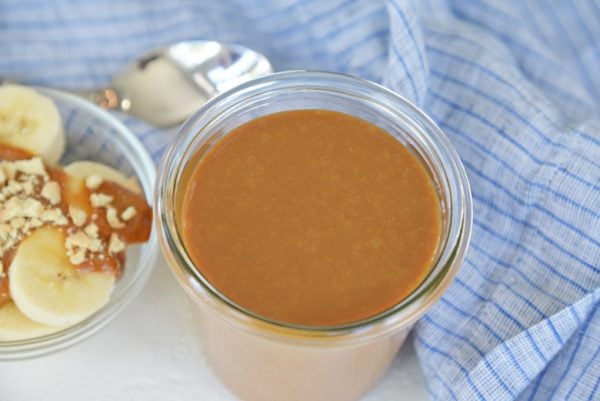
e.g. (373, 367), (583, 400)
(1, 1), (598, 400)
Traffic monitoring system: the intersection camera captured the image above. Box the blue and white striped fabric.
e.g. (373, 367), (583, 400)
(1, 1), (598, 400)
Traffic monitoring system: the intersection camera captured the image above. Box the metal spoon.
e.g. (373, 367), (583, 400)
(89, 40), (273, 126)
(6, 41), (274, 127)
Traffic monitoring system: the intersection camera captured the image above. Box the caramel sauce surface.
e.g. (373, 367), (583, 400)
(182, 110), (441, 326)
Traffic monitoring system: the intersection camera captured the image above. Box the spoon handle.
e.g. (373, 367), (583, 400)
(1, 79), (122, 112)
(67, 88), (124, 111)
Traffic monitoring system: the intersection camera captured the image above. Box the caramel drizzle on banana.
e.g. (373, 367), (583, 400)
(0, 153), (138, 307)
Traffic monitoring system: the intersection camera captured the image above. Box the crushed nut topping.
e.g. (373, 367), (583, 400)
(0, 197), (43, 221)
(0, 159), (63, 255)
(106, 207), (125, 229)
(108, 233), (125, 254)
(12, 158), (47, 178)
(10, 217), (25, 230)
(41, 181), (61, 205)
(90, 193), (113, 208)
(0, 157), (139, 269)
(65, 223), (104, 266)
(69, 206), (87, 227)
(40, 208), (68, 225)
(85, 174), (103, 190)
(121, 206), (137, 221)
(65, 229), (102, 262)
(69, 249), (86, 265)
(84, 223), (99, 238)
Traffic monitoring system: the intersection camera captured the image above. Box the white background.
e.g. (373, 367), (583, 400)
(1, 257), (430, 401)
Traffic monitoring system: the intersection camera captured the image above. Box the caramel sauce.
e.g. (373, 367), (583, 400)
(0, 262), (10, 306)
(0, 145), (34, 161)
(0, 145), (152, 308)
(182, 110), (441, 326)
(92, 181), (153, 244)
(77, 253), (123, 279)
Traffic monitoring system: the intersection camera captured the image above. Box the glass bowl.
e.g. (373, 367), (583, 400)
(0, 87), (159, 360)
(156, 71), (472, 401)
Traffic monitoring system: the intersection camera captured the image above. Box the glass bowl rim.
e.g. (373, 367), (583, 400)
(0, 87), (159, 359)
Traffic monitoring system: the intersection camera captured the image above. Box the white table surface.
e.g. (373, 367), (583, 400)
(0, 257), (431, 401)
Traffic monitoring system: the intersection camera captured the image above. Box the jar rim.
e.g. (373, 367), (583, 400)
(155, 71), (472, 344)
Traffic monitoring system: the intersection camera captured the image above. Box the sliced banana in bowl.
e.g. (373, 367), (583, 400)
(0, 302), (64, 342)
(9, 227), (116, 328)
(0, 156), (150, 341)
(0, 85), (65, 164)
(0, 84), (157, 356)
(64, 161), (142, 194)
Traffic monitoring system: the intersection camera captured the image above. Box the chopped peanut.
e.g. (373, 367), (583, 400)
(69, 206), (87, 227)
(106, 207), (125, 229)
(85, 174), (103, 190)
(121, 206), (137, 221)
(108, 233), (125, 254)
(90, 193), (113, 208)
(41, 181), (61, 205)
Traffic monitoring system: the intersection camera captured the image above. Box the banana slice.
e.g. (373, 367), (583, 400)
(64, 161), (141, 194)
(0, 302), (63, 341)
(9, 226), (115, 327)
(0, 85), (65, 164)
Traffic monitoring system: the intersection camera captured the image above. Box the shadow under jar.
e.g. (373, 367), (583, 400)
(155, 71), (472, 401)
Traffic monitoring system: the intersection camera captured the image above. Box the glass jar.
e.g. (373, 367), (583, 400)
(155, 71), (472, 401)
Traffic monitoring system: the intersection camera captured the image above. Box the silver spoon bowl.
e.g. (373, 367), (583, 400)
(6, 41), (274, 127)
